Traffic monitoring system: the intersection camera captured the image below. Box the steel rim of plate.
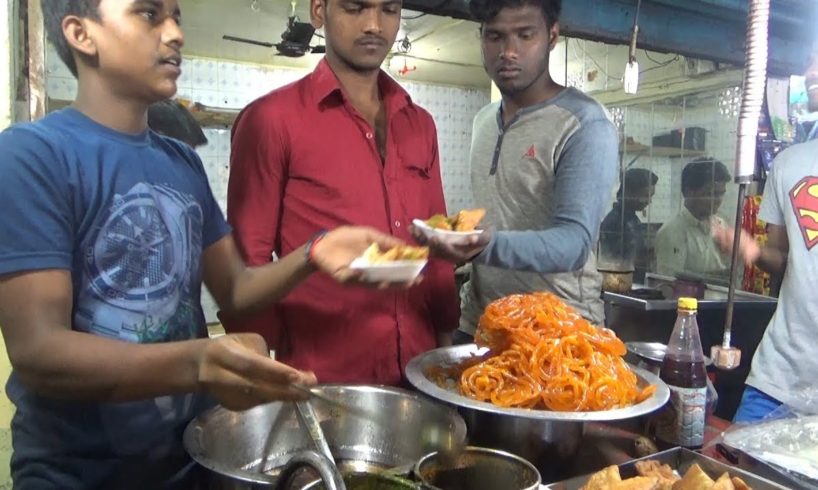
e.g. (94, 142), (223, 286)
(405, 344), (670, 422)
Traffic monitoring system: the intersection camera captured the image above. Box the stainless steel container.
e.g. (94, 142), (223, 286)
(415, 446), (541, 490)
(544, 447), (790, 489)
(405, 345), (669, 481)
(599, 268), (635, 294)
(301, 472), (423, 490)
(184, 385), (466, 489)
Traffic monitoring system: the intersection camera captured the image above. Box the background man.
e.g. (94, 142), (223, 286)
(655, 158), (731, 280)
(599, 168), (659, 282)
(713, 40), (818, 421)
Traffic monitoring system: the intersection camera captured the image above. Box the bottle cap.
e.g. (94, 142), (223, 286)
(678, 297), (698, 310)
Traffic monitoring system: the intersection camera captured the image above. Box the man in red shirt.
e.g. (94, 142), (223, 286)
(224, 0), (459, 385)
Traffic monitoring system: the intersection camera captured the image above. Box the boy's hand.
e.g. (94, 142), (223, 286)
(711, 219), (760, 268)
(197, 333), (316, 411)
(409, 224), (492, 264)
(309, 226), (404, 283)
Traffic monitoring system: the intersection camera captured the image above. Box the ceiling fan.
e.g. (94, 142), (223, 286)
(223, 15), (326, 58)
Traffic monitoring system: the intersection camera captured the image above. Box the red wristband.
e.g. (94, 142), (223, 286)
(305, 230), (328, 267)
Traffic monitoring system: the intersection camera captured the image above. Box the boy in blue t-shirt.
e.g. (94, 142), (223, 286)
(0, 1), (404, 488)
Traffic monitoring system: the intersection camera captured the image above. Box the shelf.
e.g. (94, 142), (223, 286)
(189, 106), (239, 127)
(624, 142), (707, 158)
(46, 98), (240, 128)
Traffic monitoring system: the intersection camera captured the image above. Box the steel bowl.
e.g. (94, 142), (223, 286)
(405, 344), (669, 480)
(600, 268), (635, 294)
(184, 385), (467, 489)
(415, 446), (541, 490)
(301, 472), (423, 490)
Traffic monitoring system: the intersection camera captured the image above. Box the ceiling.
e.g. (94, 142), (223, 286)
(176, 0), (731, 95)
(404, 0), (817, 76)
(179, 0), (490, 88)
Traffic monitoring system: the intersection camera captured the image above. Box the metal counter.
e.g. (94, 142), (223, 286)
(603, 274), (777, 311)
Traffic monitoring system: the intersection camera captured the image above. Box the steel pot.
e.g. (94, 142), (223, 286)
(301, 471), (423, 490)
(184, 385), (466, 489)
(273, 451), (423, 490)
(454, 408), (583, 482)
(414, 447), (541, 490)
(405, 345), (670, 481)
(599, 268), (635, 294)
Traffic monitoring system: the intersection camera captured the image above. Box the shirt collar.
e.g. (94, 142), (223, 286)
(308, 57), (413, 112)
(495, 87), (571, 130)
(681, 206), (711, 232)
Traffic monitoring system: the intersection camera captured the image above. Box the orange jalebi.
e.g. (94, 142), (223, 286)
(460, 292), (656, 411)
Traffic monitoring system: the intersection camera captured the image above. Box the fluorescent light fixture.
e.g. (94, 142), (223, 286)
(624, 60), (639, 95)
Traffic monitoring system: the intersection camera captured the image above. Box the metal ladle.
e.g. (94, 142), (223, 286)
(255, 392), (337, 476)
(258, 351), (337, 472)
(295, 400), (335, 465)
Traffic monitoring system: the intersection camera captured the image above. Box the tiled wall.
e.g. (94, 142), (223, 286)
(404, 83), (486, 212)
(45, 46), (489, 322)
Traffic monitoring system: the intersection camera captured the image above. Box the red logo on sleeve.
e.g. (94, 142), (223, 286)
(789, 176), (818, 250)
(523, 145), (537, 159)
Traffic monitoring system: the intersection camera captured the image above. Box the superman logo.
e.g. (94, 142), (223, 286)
(790, 176), (818, 250)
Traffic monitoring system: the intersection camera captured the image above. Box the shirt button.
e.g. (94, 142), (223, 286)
(395, 220), (401, 227)
(366, 132), (374, 139)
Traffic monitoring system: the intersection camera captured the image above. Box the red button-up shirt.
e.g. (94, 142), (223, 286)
(224, 59), (459, 385)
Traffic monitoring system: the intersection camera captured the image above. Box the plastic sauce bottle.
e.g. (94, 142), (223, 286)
(655, 297), (708, 450)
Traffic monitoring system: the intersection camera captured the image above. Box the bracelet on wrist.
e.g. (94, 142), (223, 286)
(304, 230), (328, 268)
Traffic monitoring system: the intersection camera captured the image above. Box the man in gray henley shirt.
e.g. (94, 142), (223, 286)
(418, 0), (618, 339)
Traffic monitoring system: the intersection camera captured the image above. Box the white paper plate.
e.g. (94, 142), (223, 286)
(411, 219), (484, 246)
(349, 257), (427, 283)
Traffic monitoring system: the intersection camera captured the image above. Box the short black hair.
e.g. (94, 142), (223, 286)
(148, 100), (208, 148)
(469, 0), (562, 27)
(618, 168), (658, 199)
(681, 158), (731, 194)
(43, 0), (101, 78)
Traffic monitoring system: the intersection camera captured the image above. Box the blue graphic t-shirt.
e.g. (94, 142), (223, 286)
(0, 108), (231, 489)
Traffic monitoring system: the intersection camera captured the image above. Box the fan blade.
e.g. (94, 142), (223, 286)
(222, 35), (276, 48)
(311, 45), (326, 54)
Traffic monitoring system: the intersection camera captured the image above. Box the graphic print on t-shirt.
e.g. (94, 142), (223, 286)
(75, 182), (204, 343)
(789, 176), (818, 250)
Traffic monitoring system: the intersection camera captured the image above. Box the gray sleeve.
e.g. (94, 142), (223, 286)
(473, 118), (618, 273)
(758, 155), (784, 226)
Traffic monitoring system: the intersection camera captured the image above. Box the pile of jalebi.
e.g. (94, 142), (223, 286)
(459, 292), (656, 411)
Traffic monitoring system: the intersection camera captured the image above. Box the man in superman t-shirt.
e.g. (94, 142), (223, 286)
(713, 43), (818, 421)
